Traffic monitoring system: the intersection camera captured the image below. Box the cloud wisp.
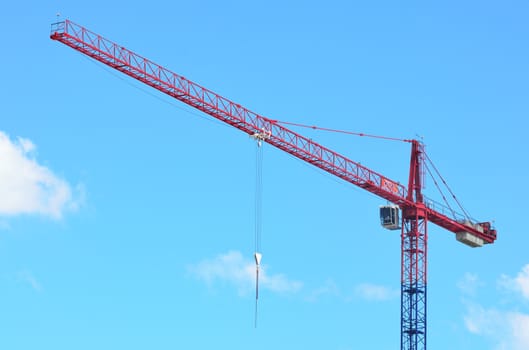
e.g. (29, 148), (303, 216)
(499, 264), (529, 300)
(188, 250), (302, 296)
(354, 282), (399, 302)
(17, 269), (43, 292)
(461, 265), (529, 350)
(305, 279), (341, 302)
(464, 303), (529, 350)
(0, 131), (82, 219)
(189, 251), (399, 304)
(457, 272), (482, 296)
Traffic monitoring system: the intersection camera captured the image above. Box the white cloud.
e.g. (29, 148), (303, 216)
(190, 253), (400, 304)
(457, 272), (482, 296)
(462, 266), (529, 350)
(354, 283), (398, 301)
(0, 131), (82, 219)
(499, 264), (529, 300)
(305, 279), (341, 302)
(509, 312), (529, 350)
(188, 250), (302, 296)
(463, 303), (506, 336)
(463, 302), (529, 350)
(17, 269), (42, 292)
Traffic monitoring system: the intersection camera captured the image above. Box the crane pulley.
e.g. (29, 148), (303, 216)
(50, 19), (497, 350)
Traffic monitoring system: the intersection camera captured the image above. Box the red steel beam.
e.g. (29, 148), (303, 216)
(50, 20), (496, 244)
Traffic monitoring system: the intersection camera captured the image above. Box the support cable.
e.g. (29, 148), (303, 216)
(424, 153), (472, 221)
(423, 163), (457, 219)
(272, 119), (412, 143)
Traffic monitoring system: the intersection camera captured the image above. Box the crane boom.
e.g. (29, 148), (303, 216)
(50, 19), (497, 350)
(49, 20), (496, 244)
(49, 20), (407, 203)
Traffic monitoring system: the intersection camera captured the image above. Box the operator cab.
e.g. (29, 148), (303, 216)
(380, 205), (401, 230)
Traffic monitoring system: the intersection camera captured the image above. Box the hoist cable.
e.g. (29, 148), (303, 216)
(255, 142), (263, 253)
(255, 266), (260, 328)
(253, 141), (264, 328)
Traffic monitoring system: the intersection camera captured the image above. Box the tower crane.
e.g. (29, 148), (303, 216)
(50, 20), (497, 350)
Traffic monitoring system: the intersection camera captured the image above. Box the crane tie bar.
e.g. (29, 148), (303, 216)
(271, 119), (412, 143)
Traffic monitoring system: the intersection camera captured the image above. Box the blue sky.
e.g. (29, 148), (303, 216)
(1, 1), (528, 349)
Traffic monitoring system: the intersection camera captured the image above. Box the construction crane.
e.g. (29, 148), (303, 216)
(50, 20), (497, 350)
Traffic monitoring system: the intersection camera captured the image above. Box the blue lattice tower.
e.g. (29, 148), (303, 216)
(401, 206), (427, 350)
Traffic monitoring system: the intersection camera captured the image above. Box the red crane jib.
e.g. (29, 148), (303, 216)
(50, 20), (496, 245)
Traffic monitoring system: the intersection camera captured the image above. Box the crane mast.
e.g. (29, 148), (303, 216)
(401, 140), (427, 349)
(50, 20), (497, 350)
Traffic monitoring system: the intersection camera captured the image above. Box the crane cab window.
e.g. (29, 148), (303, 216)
(380, 205), (401, 230)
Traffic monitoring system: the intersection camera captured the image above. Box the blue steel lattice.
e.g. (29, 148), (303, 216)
(401, 212), (427, 350)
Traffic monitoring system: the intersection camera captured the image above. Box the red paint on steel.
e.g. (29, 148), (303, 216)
(50, 20), (496, 244)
